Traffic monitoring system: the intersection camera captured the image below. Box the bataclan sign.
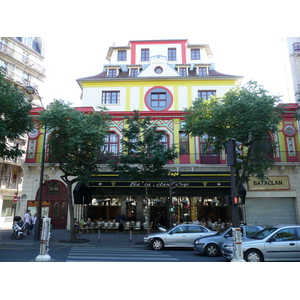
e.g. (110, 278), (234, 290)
(248, 176), (290, 191)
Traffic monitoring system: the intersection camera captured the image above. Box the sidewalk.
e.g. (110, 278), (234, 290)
(0, 228), (146, 248)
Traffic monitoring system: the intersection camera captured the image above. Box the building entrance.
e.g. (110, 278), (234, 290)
(30, 180), (69, 229)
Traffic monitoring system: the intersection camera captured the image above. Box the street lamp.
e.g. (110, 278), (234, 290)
(25, 86), (46, 241)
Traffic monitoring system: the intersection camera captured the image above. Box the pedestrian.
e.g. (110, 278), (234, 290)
(24, 210), (31, 235)
(31, 213), (37, 234)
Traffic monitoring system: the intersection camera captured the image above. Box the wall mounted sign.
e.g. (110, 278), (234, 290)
(248, 176), (290, 191)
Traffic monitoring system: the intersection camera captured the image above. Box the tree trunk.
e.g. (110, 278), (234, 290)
(67, 181), (77, 241)
(61, 176), (77, 242)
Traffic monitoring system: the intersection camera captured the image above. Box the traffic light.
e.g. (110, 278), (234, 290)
(169, 179), (176, 196)
(225, 138), (243, 166)
(232, 195), (243, 205)
(225, 195), (244, 205)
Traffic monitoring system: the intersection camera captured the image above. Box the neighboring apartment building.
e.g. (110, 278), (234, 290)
(22, 39), (300, 230)
(0, 37), (45, 228)
(286, 37), (300, 102)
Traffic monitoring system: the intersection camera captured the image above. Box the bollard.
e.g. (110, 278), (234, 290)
(98, 229), (100, 243)
(231, 227), (245, 262)
(35, 218), (51, 262)
(130, 229), (132, 243)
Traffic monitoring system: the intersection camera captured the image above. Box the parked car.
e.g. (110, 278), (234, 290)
(144, 224), (215, 250)
(221, 225), (300, 262)
(193, 225), (264, 257)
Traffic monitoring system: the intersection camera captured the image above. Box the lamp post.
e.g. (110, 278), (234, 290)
(25, 86), (46, 241)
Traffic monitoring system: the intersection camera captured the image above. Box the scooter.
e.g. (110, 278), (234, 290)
(11, 216), (24, 240)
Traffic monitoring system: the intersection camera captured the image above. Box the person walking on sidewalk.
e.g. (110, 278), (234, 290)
(31, 213), (37, 234)
(24, 210), (31, 235)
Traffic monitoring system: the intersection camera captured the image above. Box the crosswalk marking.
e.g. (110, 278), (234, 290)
(66, 247), (179, 262)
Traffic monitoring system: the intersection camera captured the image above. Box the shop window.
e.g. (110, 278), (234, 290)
(1, 198), (16, 217)
(47, 182), (60, 195)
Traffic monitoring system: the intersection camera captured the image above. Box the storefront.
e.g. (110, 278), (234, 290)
(245, 176), (297, 225)
(73, 172), (244, 227)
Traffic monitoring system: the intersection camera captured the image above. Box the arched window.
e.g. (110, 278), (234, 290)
(159, 133), (169, 150)
(47, 182), (60, 195)
(104, 133), (119, 154)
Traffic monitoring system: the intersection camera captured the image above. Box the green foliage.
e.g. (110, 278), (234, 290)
(184, 80), (286, 189)
(38, 100), (110, 185)
(110, 110), (179, 184)
(0, 68), (33, 159)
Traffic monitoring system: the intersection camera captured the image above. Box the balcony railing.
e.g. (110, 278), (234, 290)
(25, 151), (300, 165)
(0, 43), (45, 75)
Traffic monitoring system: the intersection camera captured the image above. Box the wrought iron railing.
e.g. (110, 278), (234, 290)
(0, 43), (45, 75)
(25, 151), (300, 164)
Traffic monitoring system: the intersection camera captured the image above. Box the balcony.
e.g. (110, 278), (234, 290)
(0, 43), (45, 75)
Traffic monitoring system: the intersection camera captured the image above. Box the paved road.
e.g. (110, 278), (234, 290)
(66, 247), (180, 262)
(0, 244), (227, 262)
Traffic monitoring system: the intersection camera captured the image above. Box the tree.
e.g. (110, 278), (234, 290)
(184, 80), (286, 193)
(109, 110), (179, 229)
(38, 100), (110, 241)
(0, 68), (33, 159)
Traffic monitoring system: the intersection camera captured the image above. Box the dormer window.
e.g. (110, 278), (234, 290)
(179, 67), (188, 77)
(130, 68), (139, 77)
(108, 69), (117, 77)
(176, 64), (190, 77)
(127, 65), (142, 77)
(198, 67), (208, 76)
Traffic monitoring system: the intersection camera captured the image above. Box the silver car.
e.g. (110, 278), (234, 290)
(144, 224), (215, 250)
(193, 225), (264, 257)
(221, 225), (300, 262)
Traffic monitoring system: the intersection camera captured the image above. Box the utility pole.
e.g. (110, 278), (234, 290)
(225, 138), (245, 262)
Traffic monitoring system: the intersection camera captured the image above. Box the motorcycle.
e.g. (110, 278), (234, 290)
(11, 216), (24, 240)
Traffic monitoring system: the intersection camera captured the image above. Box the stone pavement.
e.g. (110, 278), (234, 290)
(0, 228), (146, 248)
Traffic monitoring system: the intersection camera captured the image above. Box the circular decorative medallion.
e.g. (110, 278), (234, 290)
(283, 125), (296, 136)
(28, 128), (39, 139)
